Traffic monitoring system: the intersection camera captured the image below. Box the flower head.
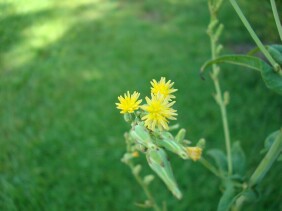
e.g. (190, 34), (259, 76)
(116, 91), (142, 114)
(150, 77), (177, 99)
(141, 93), (177, 131)
(186, 147), (202, 161)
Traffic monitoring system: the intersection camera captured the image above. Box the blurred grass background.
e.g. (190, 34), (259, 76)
(0, 0), (281, 210)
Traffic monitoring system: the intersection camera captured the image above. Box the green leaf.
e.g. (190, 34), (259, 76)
(260, 65), (282, 95)
(201, 55), (270, 73)
(207, 149), (228, 175)
(248, 44), (282, 64)
(217, 180), (236, 211)
(267, 45), (282, 65)
(146, 148), (182, 199)
(232, 189), (259, 209)
(201, 54), (282, 95)
(231, 141), (246, 177)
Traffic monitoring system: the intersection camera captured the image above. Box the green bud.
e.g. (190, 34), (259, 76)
(130, 124), (157, 149)
(121, 153), (132, 164)
(197, 138), (206, 149)
(124, 113), (132, 122)
(133, 164), (142, 175)
(143, 175), (154, 185)
(155, 131), (188, 159)
(175, 129), (186, 144)
(223, 91), (230, 105)
(146, 148), (182, 199)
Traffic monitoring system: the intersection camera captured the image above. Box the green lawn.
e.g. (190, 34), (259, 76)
(0, 0), (281, 210)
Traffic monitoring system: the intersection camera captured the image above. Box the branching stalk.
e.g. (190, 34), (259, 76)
(127, 161), (161, 211)
(207, 1), (233, 176)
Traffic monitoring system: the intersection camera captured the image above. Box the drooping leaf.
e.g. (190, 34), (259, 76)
(231, 141), (246, 177)
(201, 55), (269, 73)
(207, 149), (228, 175)
(201, 54), (282, 95)
(146, 148), (182, 199)
(217, 180), (236, 211)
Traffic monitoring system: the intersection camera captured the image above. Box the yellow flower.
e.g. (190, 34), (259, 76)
(141, 93), (177, 131)
(186, 147), (202, 161)
(150, 77), (177, 99)
(116, 91), (142, 114)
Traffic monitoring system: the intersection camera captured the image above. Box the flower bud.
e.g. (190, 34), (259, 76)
(124, 113), (132, 122)
(133, 164), (142, 175)
(197, 138), (206, 149)
(186, 147), (202, 161)
(224, 91), (230, 105)
(144, 175), (154, 185)
(130, 124), (156, 149)
(121, 153), (132, 164)
(175, 129), (186, 144)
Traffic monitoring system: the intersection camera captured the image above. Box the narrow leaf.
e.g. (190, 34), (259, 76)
(201, 55), (271, 74)
(201, 54), (282, 95)
(231, 141), (246, 176)
(217, 181), (236, 211)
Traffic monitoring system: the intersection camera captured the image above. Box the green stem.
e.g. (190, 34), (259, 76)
(200, 157), (222, 178)
(207, 4), (233, 176)
(128, 162), (161, 211)
(228, 0), (279, 71)
(249, 129), (282, 187)
(214, 78), (233, 176)
(270, 0), (282, 41)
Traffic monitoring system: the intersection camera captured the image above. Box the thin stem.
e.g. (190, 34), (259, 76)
(200, 157), (222, 178)
(214, 78), (233, 176)
(229, 0), (280, 72)
(207, 4), (233, 176)
(128, 162), (161, 211)
(270, 0), (282, 41)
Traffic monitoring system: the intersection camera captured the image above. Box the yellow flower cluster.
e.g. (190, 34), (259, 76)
(116, 77), (178, 131)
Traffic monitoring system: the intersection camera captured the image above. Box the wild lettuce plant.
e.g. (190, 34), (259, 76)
(116, 0), (282, 210)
